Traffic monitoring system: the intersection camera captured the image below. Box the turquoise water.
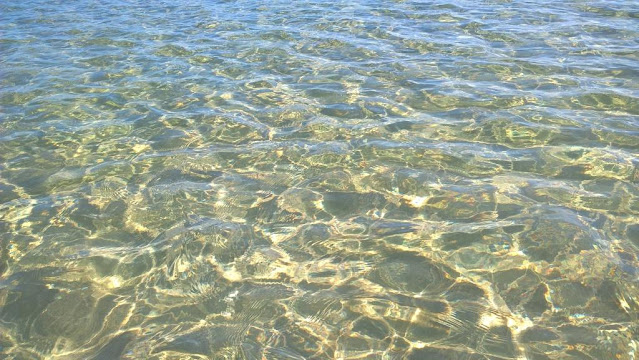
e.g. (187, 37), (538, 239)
(1, 0), (638, 358)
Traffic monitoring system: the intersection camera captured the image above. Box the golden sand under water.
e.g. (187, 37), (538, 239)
(1, 0), (638, 359)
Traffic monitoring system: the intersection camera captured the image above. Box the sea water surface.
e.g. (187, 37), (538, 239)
(1, 0), (639, 359)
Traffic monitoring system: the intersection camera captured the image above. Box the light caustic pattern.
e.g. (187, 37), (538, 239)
(1, 0), (638, 359)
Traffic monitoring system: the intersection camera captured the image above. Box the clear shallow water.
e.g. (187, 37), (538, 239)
(1, 0), (638, 358)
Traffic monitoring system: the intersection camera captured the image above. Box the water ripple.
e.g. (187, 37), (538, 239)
(1, 0), (639, 358)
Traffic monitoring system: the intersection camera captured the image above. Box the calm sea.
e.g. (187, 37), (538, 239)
(1, 0), (638, 358)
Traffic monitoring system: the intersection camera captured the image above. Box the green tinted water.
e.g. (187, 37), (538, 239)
(1, 0), (638, 359)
